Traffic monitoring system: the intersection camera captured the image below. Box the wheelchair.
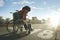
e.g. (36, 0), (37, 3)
(6, 12), (31, 34)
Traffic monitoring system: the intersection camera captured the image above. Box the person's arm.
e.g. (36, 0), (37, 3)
(23, 14), (27, 20)
(22, 14), (27, 23)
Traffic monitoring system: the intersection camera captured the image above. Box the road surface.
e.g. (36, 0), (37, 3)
(0, 24), (60, 40)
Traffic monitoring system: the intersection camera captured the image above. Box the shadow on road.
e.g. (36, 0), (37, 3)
(0, 32), (29, 40)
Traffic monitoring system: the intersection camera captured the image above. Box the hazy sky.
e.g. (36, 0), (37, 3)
(0, 0), (60, 19)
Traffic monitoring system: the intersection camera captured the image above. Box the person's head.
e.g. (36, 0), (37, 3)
(22, 6), (31, 14)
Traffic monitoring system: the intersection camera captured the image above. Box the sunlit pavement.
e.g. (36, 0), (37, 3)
(0, 24), (60, 40)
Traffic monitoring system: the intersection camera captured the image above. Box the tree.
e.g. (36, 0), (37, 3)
(0, 16), (4, 24)
(5, 18), (10, 24)
(0, 16), (3, 21)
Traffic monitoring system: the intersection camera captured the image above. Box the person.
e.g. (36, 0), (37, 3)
(13, 6), (31, 34)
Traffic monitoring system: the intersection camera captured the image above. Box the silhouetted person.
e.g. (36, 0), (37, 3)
(13, 6), (31, 34)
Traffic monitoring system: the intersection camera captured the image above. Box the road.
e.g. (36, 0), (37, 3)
(0, 24), (60, 40)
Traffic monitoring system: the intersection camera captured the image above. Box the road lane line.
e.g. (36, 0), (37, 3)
(30, 29), (42, 34)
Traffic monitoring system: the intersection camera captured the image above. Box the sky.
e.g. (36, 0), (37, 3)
(0, 0), (60, 20)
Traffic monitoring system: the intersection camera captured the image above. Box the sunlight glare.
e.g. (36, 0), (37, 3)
(49, 15), (59, 29)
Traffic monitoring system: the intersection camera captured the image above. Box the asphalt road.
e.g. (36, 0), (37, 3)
(0, 24), (60, 40)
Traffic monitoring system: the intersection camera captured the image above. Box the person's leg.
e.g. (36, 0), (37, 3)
(24, 23), (28, 30)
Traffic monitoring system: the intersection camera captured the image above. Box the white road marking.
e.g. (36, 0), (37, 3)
(30, 29), (42, 34)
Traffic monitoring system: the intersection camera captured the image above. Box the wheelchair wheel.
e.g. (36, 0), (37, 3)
(13, 24), (23, 34)
(13, 24), (19, 33)
(7, 20), (24, 34)
(6, 20), (18, 33)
